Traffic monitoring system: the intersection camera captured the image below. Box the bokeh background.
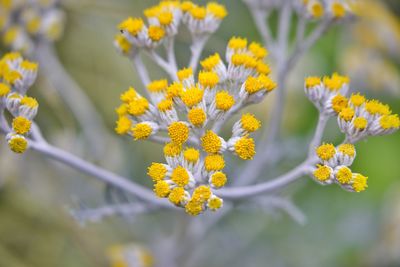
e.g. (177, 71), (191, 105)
(1, 0), (400, 266)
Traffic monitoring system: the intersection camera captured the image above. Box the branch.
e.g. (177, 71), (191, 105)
(166, 37), (178, 73)
(308, 113), (329, 156)
(28, 136), (172, 209)
(216, 157), (316, 200)
(245, 5), (275, 58)
(189, 34), (209, 72)
(147, 50), (178, 80)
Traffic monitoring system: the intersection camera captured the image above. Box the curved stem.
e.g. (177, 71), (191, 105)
(148, 51), (178, 80)
(166, 37), (178, 73)
(308, 113), (329, 156)
(34, 41), (110, 155)
(132, 54), (151, 87)
(189, 34), (209, 72)
(216, 158), (315, 200)
(28, 139), (172, 208)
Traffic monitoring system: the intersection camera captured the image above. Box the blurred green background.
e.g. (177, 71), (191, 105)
(1, 0), (400, 266)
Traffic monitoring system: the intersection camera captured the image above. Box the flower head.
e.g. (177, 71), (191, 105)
(114, 2), (275, 215)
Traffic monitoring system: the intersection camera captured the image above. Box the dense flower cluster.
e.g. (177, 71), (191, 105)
(115, 1), (227, 55)
(115, 34), (276, 215)
(0, 0), (65, 53)
(305, 74), (399, 192)
(244, 0), (355, 20)
(0, 52), (39, 153)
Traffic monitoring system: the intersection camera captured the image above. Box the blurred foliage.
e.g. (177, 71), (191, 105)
(1, 0), (400, 267)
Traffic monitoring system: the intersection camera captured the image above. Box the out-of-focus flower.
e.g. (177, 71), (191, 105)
(115, 1), (227, 56)
(340, 0), (400, 96)
(0, 0), (65, 54)
(108, 244), (153, 267)
(0, 52), (39, 153)
(243, 0), (355, 20)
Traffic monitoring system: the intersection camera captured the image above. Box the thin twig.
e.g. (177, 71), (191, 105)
(147, 50), (178, 80)
(216, 157), (316, 200)
(189, 34), (209, 73)
(28, 136), (172, 208)
(308, 113), (329, 156)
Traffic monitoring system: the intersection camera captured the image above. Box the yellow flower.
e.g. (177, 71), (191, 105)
(12, 116), (32, 135)
(316, 143), (336, 161)
(201, 130), (222, 154)
(215, 91), (235, 111)
(168, 122), (189, 145)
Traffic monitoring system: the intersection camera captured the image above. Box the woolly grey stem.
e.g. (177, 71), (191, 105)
(189, 34), (209, 73)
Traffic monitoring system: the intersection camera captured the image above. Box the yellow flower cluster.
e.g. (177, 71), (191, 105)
(313, 143), (368, 192)
(114, 33), (275, 215)
(302, 0), (352, 20)
(307, 73), (398, 193)
(0, 52), (39, 153)
(0, 0), (65, 53)
(115, 1), (227, 55)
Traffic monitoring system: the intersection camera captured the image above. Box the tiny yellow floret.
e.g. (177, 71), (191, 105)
(132, 123), (153, 140)
(147, 163), (167, 181)
(206, 2), (227, 19)
(316, 143), (336, 161)
(148, 25), (165, 42)
(331, 2), (346, 18)
(164, 142), (182, 157)
(336, 166), (352, 184)
(353, 117), (368, 130)
(168, 187), (186, 205)
(201, 130), (222, 153)
(177, 67), (193, 81)
(208, 196), (223, 211)
(200, 53), (221, 71)
(147, 79), (168, 92)
(215, 91), (235, 111)
(120, 87), (138, 103)
(118, 17), (144, 36)
(338, 143), (355, 157)
(204, 154), (225, 171)
(12, 116), (31, 135)
(349, 93), (365, 107)
(180, 87), (204, 107)
(168, 122), (189, 145)
(310, 2), (324, 18)
(241, 113), (261, 132)
(158, 11), (173, 26)
(8, 135), (28, 154)
(192, 185), (212, 202)
(188, 107), (206, 127)
(244, 76), (262, 94)
(313, 165), (332, 182)
(331, 94), (348, 113)
(166, 82), (183, 99)
(0, 83), (10, 97)
(128, 98), (149, 116)
(228, 37), (247, 50)
(305, 76), (321, 88)
(115, 116), (132, 135)
(185, 200), (203, 216)
(157, 99), (174, 112)
(154, 180), (170, 197)
(198, 71), (219, 88)
(234, 137), (256, 160)
(20, 96), (38, 108)
(339, 107), (355, 122)
(352, 173), (368, 192)
(189, 6), (207, 20)
(210, 171), (227, 188)
(249, 42), (268, 59)
(183, 147), (200, 163)
(171, 166), (190, 187)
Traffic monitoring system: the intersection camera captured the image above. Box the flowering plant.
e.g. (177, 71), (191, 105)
(0, 0), (399, 266)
